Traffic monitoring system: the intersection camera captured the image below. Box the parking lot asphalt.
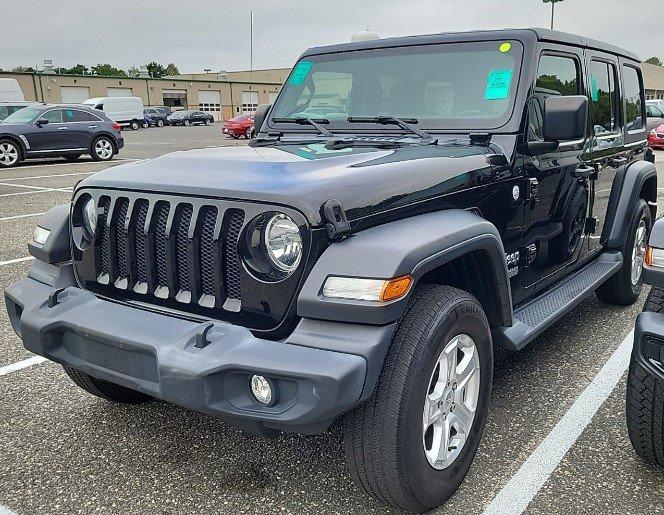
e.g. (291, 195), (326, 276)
(1, 125), (664, 514)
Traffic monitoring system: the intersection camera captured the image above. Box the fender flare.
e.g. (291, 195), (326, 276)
(603, 159), (657, 249)
(27, 204), (71, 265)
(297, 209), (513, 325)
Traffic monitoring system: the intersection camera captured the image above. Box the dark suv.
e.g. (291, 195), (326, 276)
(144, 107), (170, 127)
(4, 29), (656, 512)
(0, 104), (123, 167)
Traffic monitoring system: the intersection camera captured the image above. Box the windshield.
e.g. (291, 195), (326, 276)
(271, 40), (523, 131)
(1, 106), (42, 125)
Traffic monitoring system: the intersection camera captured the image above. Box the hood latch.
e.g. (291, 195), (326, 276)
(322, 199), (351, 241)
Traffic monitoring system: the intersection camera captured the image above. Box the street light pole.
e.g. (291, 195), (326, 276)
(543, 0), (564, 30)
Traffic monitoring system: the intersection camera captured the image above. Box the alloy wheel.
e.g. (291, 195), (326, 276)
(423, 334), (481, 470)
(0, 142), (19, 166)
(631, 219), (648, 285)
(95, 139), (113, 160)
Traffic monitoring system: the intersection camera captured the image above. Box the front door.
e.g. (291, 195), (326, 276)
(519, 49), (589, 292)
(27, 109), (70, 152)
(586, 52), (626, 252)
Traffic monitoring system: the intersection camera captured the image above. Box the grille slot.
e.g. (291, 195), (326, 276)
(175, 204), (193, 292)
(224, 210), (245, 301)
(199, 206), (218, 296)
(134, 200), (149, 284)
(98, 196), (111, 276)
(154, 202), (170, 288)
(114, 198), (129, 278)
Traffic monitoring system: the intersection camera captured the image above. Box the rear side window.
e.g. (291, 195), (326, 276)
(589, 60), (620, 134)
(71, 110), (97, 122)
(623, 65), (645, 132)
(647, 104), (664, 117)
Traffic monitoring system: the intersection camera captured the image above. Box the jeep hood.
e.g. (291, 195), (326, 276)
(78, 143), (499, 226)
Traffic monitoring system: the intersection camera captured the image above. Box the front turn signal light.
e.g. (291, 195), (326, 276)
(322, 275), (413, 302)
(645, 246), (664, 269)
(380, 276), (413, 302)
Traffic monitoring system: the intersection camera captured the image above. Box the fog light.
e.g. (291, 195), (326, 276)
(250, 375), (273, 405)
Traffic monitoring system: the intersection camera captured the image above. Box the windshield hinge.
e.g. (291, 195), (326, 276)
(322, 199), (351, 241)
(469, 132), (492, 146)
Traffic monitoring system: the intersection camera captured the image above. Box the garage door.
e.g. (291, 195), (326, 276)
(60, 86), (90, 103)
(107, 87), (133, 97)
(163, 89), (187, 109)
(241, 91), (259, 113)
(198, 90), (221, 121)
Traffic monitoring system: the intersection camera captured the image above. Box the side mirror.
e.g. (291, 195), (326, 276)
(543, 95), (588, 141)
(36, 119), (49, 127)
(253, 104), (272, 135)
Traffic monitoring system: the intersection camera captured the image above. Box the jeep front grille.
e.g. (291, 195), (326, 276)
(86, 194), (246, 310)
(72, 189), (313, 333)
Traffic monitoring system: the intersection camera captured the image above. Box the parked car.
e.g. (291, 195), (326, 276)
(0, 78), (25, 102)
(646, 99), (664, 111)
(628, 217), (664, 466)
(222, 113), (255, 138)
(646, 103), (664, 131)
(4, 29), (655, 513)
(0, 104), (123, 168)
(168, 110), (213, 126)
(648, 123), (664, 149)
(83, 96), (145, 130)
(0, 101), (40, 122)
(144, 107), (169, 127)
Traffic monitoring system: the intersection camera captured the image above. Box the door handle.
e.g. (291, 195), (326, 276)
(88, 125), (98, 129)
(608, 156), (628, 167)
(571, 165), (596, 179)
(56, 126), (68, 130)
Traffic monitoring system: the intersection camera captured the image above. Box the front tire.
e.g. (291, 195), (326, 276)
(343, 285), (493, 512)
(0, 139), (21, 168)
(183, 119), (190, 127)
(597, 198), (651, 305)
(626, 287), (664, 465)
(205, 119), (211, 126)
(63, 365), (150, 404)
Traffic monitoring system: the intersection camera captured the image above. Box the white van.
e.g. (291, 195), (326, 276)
(0, 79), (25, 102)
(83, 96), (145, 130)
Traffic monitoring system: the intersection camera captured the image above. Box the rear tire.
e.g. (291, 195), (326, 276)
(626, 287), (664, 465)
(130, 120), (140, 130)
(183, 119), (190, 127)
(63, 365), (150, 404)
(156, 119), (164, 127)
(0, 139), (21, 168)
(597, 198), (651, 305)
(205, 119), (211, 126)
(90, 136), (115, 162)
(342, 285), (492, 512)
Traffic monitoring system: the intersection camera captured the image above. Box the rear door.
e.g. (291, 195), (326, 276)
(586, 51), (625, 252)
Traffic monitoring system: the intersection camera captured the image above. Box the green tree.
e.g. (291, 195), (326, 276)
(146, 61), (167, 78)
(645, 56), (663, 66)
(11, 66), (36, 73)
(68, 64), (89, 75)
(165, 63), (180, 76)
(126, 66), (141, 77)
(91, 63), (125, 77)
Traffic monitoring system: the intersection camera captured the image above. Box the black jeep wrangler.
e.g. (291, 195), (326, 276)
(4, 28), (656, 512)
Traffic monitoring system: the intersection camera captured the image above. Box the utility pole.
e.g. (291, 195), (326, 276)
(543, 0), (564, 30)
(250, 10), (254, 83)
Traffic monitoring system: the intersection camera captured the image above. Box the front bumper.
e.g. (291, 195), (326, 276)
(5, 272), (395, 435)
(634, 311), (664, 381)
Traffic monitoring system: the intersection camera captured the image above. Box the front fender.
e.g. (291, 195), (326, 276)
(297, 209), (512, 325)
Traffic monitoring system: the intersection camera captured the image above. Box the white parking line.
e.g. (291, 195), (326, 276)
(11, 158), (138, 171)
(0, 212), (44, 222)
(0, 181), (54, 191)
(1, 171), (95, 182)
(0, 188), (71, 198)
(0, 256), (34, 267)
(482, 330), (634, 515)
(0, 356), (47, 377)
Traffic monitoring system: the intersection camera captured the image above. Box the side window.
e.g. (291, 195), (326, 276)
(71, 110), (96, 122)
(62, 109), (76, 122)
(589, 60), (620, 134)
(40, 110), (63, 123)
(529, 54), (580, 140)
(623, 65), (645, 132)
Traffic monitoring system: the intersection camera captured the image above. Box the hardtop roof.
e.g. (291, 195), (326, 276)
(301, 28), (640, 62)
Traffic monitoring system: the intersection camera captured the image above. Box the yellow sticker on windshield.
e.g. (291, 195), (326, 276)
(499, 42), (512, 53)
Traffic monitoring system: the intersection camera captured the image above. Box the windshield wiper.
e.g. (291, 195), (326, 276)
(271, 117), (333, 137)
(347, 116), (437, 145)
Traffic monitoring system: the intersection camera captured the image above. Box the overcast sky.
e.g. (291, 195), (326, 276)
(2, 0), (661, 73)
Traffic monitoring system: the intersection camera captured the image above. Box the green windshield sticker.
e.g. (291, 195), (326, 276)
(591, 75), (599, 101)
(289, 61), (314, 85)
(485, 69), (513, 100)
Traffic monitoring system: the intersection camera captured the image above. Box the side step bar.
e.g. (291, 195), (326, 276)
(498, 251), (623, 351)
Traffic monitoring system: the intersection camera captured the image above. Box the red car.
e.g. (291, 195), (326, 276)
(222, 113), (255, 139)
(649, 123), (664, 149)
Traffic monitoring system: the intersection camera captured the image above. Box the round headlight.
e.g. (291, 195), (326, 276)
(82, 197), (97, 236)
(264, 214), (302, 272)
